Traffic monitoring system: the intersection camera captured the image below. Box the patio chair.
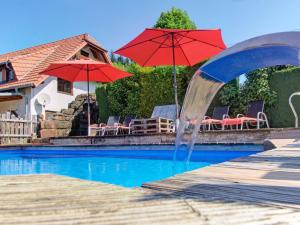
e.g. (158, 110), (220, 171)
(151, 104), (179, 132)
(201, 106), (230, 130)
(223, 100), (269, 130)
(151, 104), (178, 121)
(90, 116), (120, 136)
(106, 115), (136, 135)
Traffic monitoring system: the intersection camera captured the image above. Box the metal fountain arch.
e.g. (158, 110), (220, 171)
(198, 31), (300, 129)
(175, 31), (300, 162)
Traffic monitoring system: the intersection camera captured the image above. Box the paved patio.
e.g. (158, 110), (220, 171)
(0, 144), (299, 224)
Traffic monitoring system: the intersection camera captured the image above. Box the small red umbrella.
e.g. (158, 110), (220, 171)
(115, 28), (226, 119)
(40, 59), (132, 135)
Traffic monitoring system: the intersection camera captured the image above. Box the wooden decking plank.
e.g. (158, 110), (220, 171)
(144, 181), (300, 208)
(0, 146), (300, 224)
(154, 175), (300, 197)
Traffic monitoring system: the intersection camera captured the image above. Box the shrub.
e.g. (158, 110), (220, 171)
(269, 67), (300, 127)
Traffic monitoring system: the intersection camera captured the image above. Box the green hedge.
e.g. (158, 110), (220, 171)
(269, 67), (300, 128)
(95, 84), (110, 123)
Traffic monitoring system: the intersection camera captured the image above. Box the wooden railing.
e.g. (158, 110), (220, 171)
(0, 113), (37, 144)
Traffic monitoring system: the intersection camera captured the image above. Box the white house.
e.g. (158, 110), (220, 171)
(0, 34), (111, 120)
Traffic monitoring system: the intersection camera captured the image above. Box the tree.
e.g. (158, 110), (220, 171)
(217, 66), (289, 116)
(138, 66), (188, 117)
(154, 7), (196, 29)
(95, 83), (110, 123)
(218, 78), (241, 115)
(106, 63), (150, 117)
(110, 51), (117, 63)
(240, 68), (278, 114)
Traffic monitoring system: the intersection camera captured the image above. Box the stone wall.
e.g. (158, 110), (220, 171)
(47, 128), (300, 146)
(39, 94), (98, 138)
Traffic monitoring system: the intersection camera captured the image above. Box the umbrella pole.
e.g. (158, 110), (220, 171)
(171, 33), (179, 124)
(87, 65), (91, 136)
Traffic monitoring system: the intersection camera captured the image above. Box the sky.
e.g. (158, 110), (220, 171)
(1, 0), (300, 54)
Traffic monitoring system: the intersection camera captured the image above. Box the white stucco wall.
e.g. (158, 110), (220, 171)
(0, 77), (96, 119)
(30, 77), (97, 116)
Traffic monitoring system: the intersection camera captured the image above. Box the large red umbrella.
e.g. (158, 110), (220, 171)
(40, 59), (132, 135)
(114, 28), (226, 119)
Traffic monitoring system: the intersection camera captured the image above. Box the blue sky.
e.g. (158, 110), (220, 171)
(1, 0), (300, 54)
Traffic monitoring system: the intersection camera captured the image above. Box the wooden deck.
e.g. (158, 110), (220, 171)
(0, 146), (299, 224)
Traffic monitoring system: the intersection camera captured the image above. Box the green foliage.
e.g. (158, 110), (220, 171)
(154, 7), (196, 29)
(97, 8), (199, 118)
(268, 67), (300, 127)
(138, 66), (189, 117)
(106, 63), (147, 117)
(240, 69), (277, 114)
(218, 78), (240, 115)
(95, 84), (110, 123)
(217, 68), (279, 116)
(109, 51), (116, 63)
(110, 51), (130, 65)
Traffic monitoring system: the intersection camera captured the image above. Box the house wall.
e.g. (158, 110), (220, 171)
(0, 88), (30, 118)
(0, 77), (97, 119)
(30, 77), (97, 117)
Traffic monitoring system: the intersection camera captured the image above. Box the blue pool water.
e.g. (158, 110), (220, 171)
(0, 146), (260, 187)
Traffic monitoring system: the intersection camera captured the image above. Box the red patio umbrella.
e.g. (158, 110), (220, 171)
(114, 28), (226, 120)
(40, 59), (132, 136)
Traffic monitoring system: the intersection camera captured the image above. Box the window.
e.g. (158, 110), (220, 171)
(57, 78), (73, 94)
(80, 50), (89, 57)
(7, 69), (14, 81)
(0, 64), (15, 84)
(0, 69), (3, 83)
(91, 49), (106, 62)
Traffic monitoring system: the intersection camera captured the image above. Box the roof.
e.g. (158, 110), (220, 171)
(0, 34), (109, 91)
(0, 92), (22, 102)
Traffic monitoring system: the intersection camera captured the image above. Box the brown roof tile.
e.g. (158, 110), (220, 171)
(0, 34), (108, 91)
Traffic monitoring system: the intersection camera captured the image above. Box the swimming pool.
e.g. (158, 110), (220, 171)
(0, 145), (261, 187)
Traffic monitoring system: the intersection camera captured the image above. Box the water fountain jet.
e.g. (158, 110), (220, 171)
(174, 31), (300, 165)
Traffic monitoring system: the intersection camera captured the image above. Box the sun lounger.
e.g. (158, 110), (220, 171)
(201, 106), (229, 130)
(131, 104), (178, 134)
(223, 100), (269, 130)
(90, 116), (120, 136)
(101, 116), (121, 136)
(152, 104), (179, 132)
(107, 115), (136, 135)
(151, 104), (178, 121)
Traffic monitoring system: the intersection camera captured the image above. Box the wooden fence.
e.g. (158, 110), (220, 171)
(0, 113), (37, 144)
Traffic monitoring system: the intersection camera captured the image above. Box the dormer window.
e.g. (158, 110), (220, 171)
(7, 69), (14, 81)
(80, 50), (89, 58)
(75, 46), (107, 63)
(0, 69), (3, 83)
(0, 63), (15, 84)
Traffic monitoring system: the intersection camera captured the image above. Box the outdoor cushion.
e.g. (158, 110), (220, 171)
(222, 118), (243, 126)
(202, 119), (223, 124)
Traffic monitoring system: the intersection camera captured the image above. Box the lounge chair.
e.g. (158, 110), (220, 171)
(223, 100), (269, 130)
(151, 104), (179, 132)
(108, 115), (136, 135)
(151, 104), (178, 121)
(90, 116), (120, 136)
(131, 104), (178, 134)
(201, 106), (229, 130)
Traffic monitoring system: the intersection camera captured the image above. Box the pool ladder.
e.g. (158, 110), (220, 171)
(289, 92), (300, 128)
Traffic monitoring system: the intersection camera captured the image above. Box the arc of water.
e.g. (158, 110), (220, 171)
(173, 70), (224, 166)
